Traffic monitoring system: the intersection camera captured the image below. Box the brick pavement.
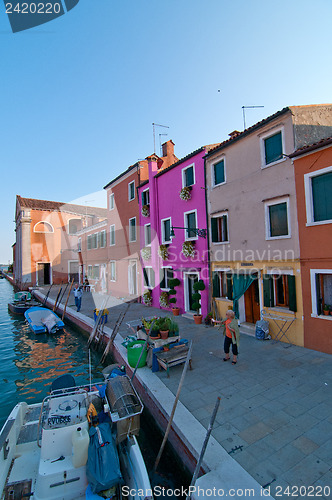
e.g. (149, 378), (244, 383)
(39, 286), (332, 499)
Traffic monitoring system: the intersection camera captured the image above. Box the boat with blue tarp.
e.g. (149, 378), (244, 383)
(24, 306), (65, 334)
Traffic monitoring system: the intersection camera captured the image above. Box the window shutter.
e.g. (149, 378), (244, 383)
(226, 274), (233, 299)
(315, 273), (322, 315)
(143, 267), (148, 287)
(160, 269), (166, 289)
(222, 215), (228, 242)
(269, 202), (288, 237)
(312, 172), (332, 222)
(211, 218), (218, 242)
(263, 275), (274, 307)
(287, 275), (297, 312)
(264, 132), (282, 164)
(185, 166), (194, 186)
(212, 272), (220, 297)
(214, 160), (225, 185)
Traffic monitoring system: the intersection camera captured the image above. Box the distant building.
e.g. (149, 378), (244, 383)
(290, 137), (332, 354)
(14, 196), (107, 289)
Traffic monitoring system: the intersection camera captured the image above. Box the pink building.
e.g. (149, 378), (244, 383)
(138, 145), (218, 318)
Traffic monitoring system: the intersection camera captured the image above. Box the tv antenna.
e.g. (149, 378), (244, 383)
(152, 123), (169, 153)
(242, 105), (264, 130)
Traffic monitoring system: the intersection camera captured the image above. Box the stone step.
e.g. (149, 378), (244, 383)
(181, 312), (195, 321)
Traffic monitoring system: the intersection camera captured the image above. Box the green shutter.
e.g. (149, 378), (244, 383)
(214, 160), (225, 185)
(212, 272), (220, 297)
(312, 172), (332, 222)
(164, 220), (170, 242)
(211, 218), (218, 242)
(160, 269), (166, 289)
(222, 215), (228, 242)
(263, 275), (274, 307)
(264, 131), (282, 164)
(226, 274), (233, 299)
(287, 275), (297, 312)
(269, 202), (288, 237)
(315, 273), (322, 315)
(185, 166), (194, 186)
(187, 212), (196, 238)
(143, 267), (148, 287)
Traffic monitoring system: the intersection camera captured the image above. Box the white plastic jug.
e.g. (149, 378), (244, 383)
(72, 426), (89, 468)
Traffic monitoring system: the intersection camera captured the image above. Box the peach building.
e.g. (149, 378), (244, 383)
(14, 196), (107, 289)
(291, 137), (332, 354)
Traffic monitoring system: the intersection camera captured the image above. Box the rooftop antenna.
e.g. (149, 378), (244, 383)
(159, 133), (168, 156)
(152, 123), (169, 153)
(242, 105), (264, 130)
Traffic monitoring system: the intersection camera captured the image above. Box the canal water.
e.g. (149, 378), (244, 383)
(0, 278), (190, 495)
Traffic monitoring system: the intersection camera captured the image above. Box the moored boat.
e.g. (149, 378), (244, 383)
(0, 371), (152, 500)
(8, 292), (40, 314)
(24, 306), (65, 334)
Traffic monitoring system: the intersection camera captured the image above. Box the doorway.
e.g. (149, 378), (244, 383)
(184, 272), (199, 312)
(244, 278), (260, 323)
(128, 260), (138, 296)
(37, 263), (51, 285)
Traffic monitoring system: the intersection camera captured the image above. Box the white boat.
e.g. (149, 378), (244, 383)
(0, 372), (153, 500)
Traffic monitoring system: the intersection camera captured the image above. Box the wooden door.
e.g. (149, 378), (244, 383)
(244, 279), (260, 324)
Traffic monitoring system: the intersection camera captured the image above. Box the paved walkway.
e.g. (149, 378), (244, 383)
(40, 286), (332, 499)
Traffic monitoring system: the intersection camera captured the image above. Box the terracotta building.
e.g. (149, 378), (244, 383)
(290, 137), (332, 354)
(103, 141), (177, 299)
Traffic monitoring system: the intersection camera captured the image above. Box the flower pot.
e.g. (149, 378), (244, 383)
(149, 333), (160, 340)
(194, 314), (203, 325)
(163, 346), (170, 351)
(172, 307), (180, 316)
(323, 310), (329, 315)
(160, 329), (169, 340)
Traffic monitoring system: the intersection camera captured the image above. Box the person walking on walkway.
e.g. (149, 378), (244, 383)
(73, 284), (83, 312)
(222, 309), (240, 364)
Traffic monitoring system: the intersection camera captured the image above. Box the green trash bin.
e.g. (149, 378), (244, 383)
(127, 340), (147, 368)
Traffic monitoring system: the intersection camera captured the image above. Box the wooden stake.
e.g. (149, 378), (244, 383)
(154, 341), (193, 471)
(87, 297), (108, 347)
(53, 287), (62, 312)
(186, 397), (221, 500)
(100, 300), (132, 364)
(62, 279), (74, 320)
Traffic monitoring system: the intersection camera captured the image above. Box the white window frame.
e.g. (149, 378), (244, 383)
(211, 156), (226, 187)
(210, 211), (229, 244)
(143, 266), (155, 290)
(99, 230), (106, 248)
(87, 265), (92, 278)
(161, 217), (172, 244)
(264, 196), (291, 240)
(110, 225), (115, 246)
(144, 223), (151, 246)
(128, 180), (135, 201)
(310, 269), (332, 320)
(184, 209), (198, 241)
(109, 261), (116, 282)
(92, 264), (100, 280)
(33, 221), (54, 233)
(182, 162), (195, 188)
(260, 125), (286, 169)
(109, 193), (114, 211)
(67, 218), (81, 235)
(129, 217), (137, 242)
(304, 165), (332, 226)
(160, 266), (173, 291)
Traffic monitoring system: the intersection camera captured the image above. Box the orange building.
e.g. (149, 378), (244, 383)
(14, 196), (107, 290)
(291, 138), (332, 353)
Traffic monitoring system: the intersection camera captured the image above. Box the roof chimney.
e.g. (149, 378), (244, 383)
(162, 140), (175, 158)
(228, 130), (241, 139)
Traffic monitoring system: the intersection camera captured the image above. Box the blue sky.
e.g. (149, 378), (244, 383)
(0, 0), (331, 262)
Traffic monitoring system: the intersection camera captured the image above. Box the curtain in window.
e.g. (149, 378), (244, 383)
(232, 274), (257, 318)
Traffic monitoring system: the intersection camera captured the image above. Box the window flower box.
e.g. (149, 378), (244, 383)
(182, 240), (195, 258)
(141, 205), (150, 217)
(141, 246), (151, 261)
(179, 186), (192, 201)
(158, 244), (169, 260)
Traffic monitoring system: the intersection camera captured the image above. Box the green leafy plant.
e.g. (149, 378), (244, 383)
(159, 317), (172, 331)
(141, 316), (157, 329)
(168, 278), (181, 307)
(192, 280), (206, 315)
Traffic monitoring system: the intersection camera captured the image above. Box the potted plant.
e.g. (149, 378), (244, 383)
(192, 280), (206, 324)
(141, 246), (151, 261)
(159, 317), (172, 339)
(168, 318), (179, 337)
(141, 205), (150, 217)
(204, 311), (213, 325)
(182, 241), (195, 258)
(323, 304), (330, 316)
(159, 291), (169, 308)
(158, 244), (169, 260)
(168, 278), (181, 315)
(141, 316), (157, 335)
(142, 290), (152, 306)
(179, 186), (192, 201)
